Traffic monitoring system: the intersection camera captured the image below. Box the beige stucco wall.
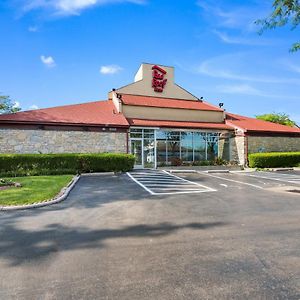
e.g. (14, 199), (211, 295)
(248, 136), (300, 154)
(123, 105), (224, 123)
(117, 63), (198, 100)
(0, 129), (127, 154)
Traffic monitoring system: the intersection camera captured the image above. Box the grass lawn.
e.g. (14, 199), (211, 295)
(0, 175), (74, 206)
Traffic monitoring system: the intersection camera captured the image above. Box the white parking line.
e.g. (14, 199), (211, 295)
(197, 172), (264, 189)
(240, 172), (300, 185)
(126, 172), (155, 195)
(127, 170), (216, 195)
(162, 170), (216, 191)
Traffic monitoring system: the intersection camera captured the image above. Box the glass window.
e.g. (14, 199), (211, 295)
(206, 133), (219, 160)
(181, 132), (193, 161)
(167, 140), (180, 165)
(144, 139), (155, 168)
(130, 129), (143, 138)
(157, 140), (167, 165)
(166, 131), (180, 141)
(156, 130), (168, 140)
(193, 132), (206, 161)
(144, 129), (154, 139)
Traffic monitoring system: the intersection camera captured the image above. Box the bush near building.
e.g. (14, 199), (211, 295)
(249, 152), (300, 168)
(0, 153), (135, 177)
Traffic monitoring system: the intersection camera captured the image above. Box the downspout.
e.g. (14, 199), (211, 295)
(126, 129), (129, 154)
(244, 133), (249, 167)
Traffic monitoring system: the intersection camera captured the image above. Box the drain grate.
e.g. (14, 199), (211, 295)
(287, 189), (300, 194)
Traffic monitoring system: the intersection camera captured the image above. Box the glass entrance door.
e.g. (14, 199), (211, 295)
(131, 139), (143, 168)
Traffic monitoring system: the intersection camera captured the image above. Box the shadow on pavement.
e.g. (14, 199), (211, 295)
(0, 221), (227, 266)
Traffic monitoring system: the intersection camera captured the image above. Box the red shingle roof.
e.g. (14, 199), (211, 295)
(226, 113), (300, 134)
(127, 118), (232, 130)
(0, 101), (129, 127)
(120, 94), (223, 112)
(1, 96), (299, 135)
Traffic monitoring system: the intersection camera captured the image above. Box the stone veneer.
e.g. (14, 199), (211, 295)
(248, 136), (300, 154)
(230, 136), (245, 165)
(0, 129), (127, 154)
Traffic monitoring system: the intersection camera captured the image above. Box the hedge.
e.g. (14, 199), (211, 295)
(248, 152), (300, 168)
(0, 153), (135, 177)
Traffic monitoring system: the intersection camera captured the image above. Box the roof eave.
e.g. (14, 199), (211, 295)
(0, 120), (129, 128)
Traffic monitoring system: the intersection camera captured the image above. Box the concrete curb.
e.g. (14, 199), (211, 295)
(0, 175), (81, 212)
(168, 170), (197, 173)
(271, 168), (294, 172)
(167, 169), (230, 174)
(81, 172), (116, 177)
(206, 170), (230, 174)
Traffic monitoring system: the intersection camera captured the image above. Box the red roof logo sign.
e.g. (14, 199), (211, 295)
(152, 65), (167, 93)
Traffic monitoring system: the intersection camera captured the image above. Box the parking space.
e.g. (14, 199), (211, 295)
(171, 170), (300, 192)
(127, 169), (216, 195)
(1, 170), (300, 299)
(238, 170), (300, 185)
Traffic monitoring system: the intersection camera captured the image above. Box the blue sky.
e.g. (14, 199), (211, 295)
(1, 0), (300, 123)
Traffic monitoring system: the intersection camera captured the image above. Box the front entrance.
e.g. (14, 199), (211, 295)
(129, 128), (226, 169)
(131, 139), (143, 168)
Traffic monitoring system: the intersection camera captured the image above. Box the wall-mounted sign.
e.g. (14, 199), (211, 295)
(152, 65), (167, 92)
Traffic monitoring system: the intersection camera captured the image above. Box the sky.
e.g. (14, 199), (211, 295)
(1, 0), (300, 123)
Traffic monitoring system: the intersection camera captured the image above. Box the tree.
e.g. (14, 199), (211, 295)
(256, 112), (297, 127)
(0, 95), (21, 114)
(256, 0), (300, 52)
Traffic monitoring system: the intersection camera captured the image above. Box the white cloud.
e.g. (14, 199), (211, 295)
(284, 62), (300, 74)
(197, 54), (300, 84)
(197, 1), (268, 32)
(13, 101), (21, 109)
(100, 64), (122, 75)
(40, 55), (56, 68)
(28, 26), (38, 32)
(217, 84), (262, 95)
(217, 83), (300, 100)
(22, 0), (146, 16)
(29, 104), (39, 110)
(212, 30), (272, 46)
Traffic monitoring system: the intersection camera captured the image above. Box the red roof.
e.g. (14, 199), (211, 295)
(127, 118), (232, 130)
(1, 96), (299, 135)
(226, 113), (300, 134)
(120, 94), (223, 112)
(0, 101), (129, 127)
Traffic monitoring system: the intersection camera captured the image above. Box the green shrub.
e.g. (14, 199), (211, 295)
(192, 160), (212, 166)
(170, 157), (183, 166)
(0, 153), (135, 177)
(248, 152), (300, 168)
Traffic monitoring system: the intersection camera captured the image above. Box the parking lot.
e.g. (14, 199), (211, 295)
(0, 170), (300, 299)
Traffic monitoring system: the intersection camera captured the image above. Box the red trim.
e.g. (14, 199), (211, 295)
(121, 94), (223, 112)
(127, 118), (233, 130)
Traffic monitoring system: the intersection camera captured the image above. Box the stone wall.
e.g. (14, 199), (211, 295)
(230, 136), (245, 165)
(248, 136), (300, 154)
(0, 128), (127, 154)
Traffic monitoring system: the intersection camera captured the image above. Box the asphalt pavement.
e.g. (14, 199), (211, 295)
(0, 171), (300, 299)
